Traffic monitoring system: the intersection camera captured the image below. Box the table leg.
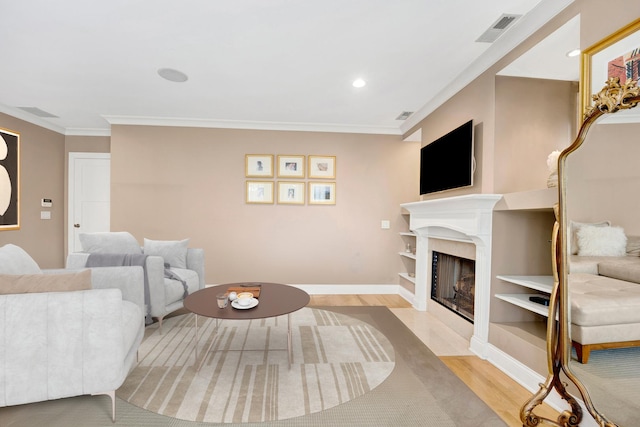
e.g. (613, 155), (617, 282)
(194, 314), (199, 361)
(288, 313), (292, 368)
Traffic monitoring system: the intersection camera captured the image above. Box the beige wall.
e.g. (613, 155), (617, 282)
(110, 125), (419, 285)
(494, 76), (578, 194)
(0, 113), (65, 268)
(567, 122), (640, 236)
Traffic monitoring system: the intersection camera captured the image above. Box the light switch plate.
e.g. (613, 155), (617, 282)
(381, 220), (390, 229)
(40, 211), (51, 220)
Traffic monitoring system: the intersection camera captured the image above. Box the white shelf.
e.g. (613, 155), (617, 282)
(399, 229), (416, 290)
(399, 251), (416, 260)
(496, 275), (553, 293)
(495, 293), (551, 317)
(398, 272), (416, 284)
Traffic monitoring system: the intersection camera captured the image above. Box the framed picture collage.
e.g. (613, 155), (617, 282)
(245, 154), (336, 205)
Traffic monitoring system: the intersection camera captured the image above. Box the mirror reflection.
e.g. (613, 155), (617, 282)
(563, 104), (640, 426)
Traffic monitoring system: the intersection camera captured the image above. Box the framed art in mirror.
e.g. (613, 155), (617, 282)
(0, 128), (20, 231)
(581, 17), (640, 122)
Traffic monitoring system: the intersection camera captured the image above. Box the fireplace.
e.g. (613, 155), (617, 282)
(431, 251), (476, 323)
(401, 194), (502, 358)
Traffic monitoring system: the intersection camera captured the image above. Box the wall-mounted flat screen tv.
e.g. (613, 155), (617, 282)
(420, 120), (474, 195)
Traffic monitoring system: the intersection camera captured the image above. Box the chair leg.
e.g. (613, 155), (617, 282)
(157, 315), (164, 335)
(92, 390), (116, 422)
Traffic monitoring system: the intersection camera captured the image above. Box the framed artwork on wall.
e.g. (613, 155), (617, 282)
(246, 181), (274, 204)
(0, 128), (20, 230)
(308, 182), (336, 205)
(308, 155), (336, 179)
(581, 17), (640, 122)
(277, 181), (305, 204)
(277, 155), (305, 178)
(245, 154), (274, 178)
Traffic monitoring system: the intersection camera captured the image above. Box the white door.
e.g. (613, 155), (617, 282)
(68, 153), (111, 254)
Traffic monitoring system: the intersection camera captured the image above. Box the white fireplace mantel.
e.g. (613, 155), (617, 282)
(401, 194), (502, 358)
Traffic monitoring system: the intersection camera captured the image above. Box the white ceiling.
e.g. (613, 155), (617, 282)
(0, 0), (576, 136)
(498, 14), (580, 81)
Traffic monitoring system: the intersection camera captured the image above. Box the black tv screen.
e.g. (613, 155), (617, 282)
(420, 120), (474, 195)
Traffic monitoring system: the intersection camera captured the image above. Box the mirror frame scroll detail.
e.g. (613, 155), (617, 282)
(520, 78), (640, 427)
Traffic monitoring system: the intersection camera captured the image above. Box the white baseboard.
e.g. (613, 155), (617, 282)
(291, 283), (400, 295)
(486, 344), (598, 427)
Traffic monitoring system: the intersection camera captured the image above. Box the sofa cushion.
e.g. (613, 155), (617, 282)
(0, 244), (42, 275)
(144, 238), (189, 269)
(0, 270), (92, 295)
(569, 255), (602, 274)
(79, 232), (142, 254)
(598, 258), (640, 285)
(164, 268), (200, 305)
(577, 224), (627, 257)
(569, 273), (640, 326)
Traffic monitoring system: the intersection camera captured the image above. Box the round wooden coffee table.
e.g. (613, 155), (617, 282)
(184, 282), (310, 370)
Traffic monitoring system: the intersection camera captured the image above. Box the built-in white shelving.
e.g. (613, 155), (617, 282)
(399, 229), (416, 287)
(398, 251), (416, 260)
(495, 275), (553, 317)
(398, 272), (416, 284)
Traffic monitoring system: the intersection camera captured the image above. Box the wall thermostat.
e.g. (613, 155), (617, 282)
(41, 198), (52, 208)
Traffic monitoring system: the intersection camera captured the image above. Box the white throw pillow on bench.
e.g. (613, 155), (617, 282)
(577, 224), (627, 257)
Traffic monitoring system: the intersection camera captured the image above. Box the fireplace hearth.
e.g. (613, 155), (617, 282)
(431, 251), (475, 322)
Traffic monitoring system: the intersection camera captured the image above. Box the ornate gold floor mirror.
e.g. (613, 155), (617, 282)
(520, 18), (640, 427)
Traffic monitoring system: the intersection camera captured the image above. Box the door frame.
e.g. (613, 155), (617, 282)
(67, 152), (111, 255)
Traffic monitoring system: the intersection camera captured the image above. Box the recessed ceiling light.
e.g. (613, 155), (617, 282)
(566, 49), (581, 58)
(157, 68), (188, 83)
(352, 78), (366, 88)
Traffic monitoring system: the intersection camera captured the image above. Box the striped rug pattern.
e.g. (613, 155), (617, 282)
(117, 308), (395, 423)
(570, 347), (640, 426)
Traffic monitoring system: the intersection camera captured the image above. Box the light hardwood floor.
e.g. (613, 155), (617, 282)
(309, 294), (559, 427)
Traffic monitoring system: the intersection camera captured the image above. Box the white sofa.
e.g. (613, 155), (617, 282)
(0, 244), (145, 421)
(568, 224), (640, 363)
(66, 232), (205, 331)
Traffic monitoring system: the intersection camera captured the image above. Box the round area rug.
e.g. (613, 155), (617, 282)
(117, 307), (395, 423)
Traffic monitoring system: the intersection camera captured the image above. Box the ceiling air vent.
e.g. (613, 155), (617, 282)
(395, 111), (413, 121)
(475, 14), (521, 43)
(18, 107), (59, 118)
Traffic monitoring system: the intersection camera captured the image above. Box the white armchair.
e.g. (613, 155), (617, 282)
(66, 232), (205, 331)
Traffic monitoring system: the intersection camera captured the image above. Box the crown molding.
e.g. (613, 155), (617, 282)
(103, 115), (403, 135)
